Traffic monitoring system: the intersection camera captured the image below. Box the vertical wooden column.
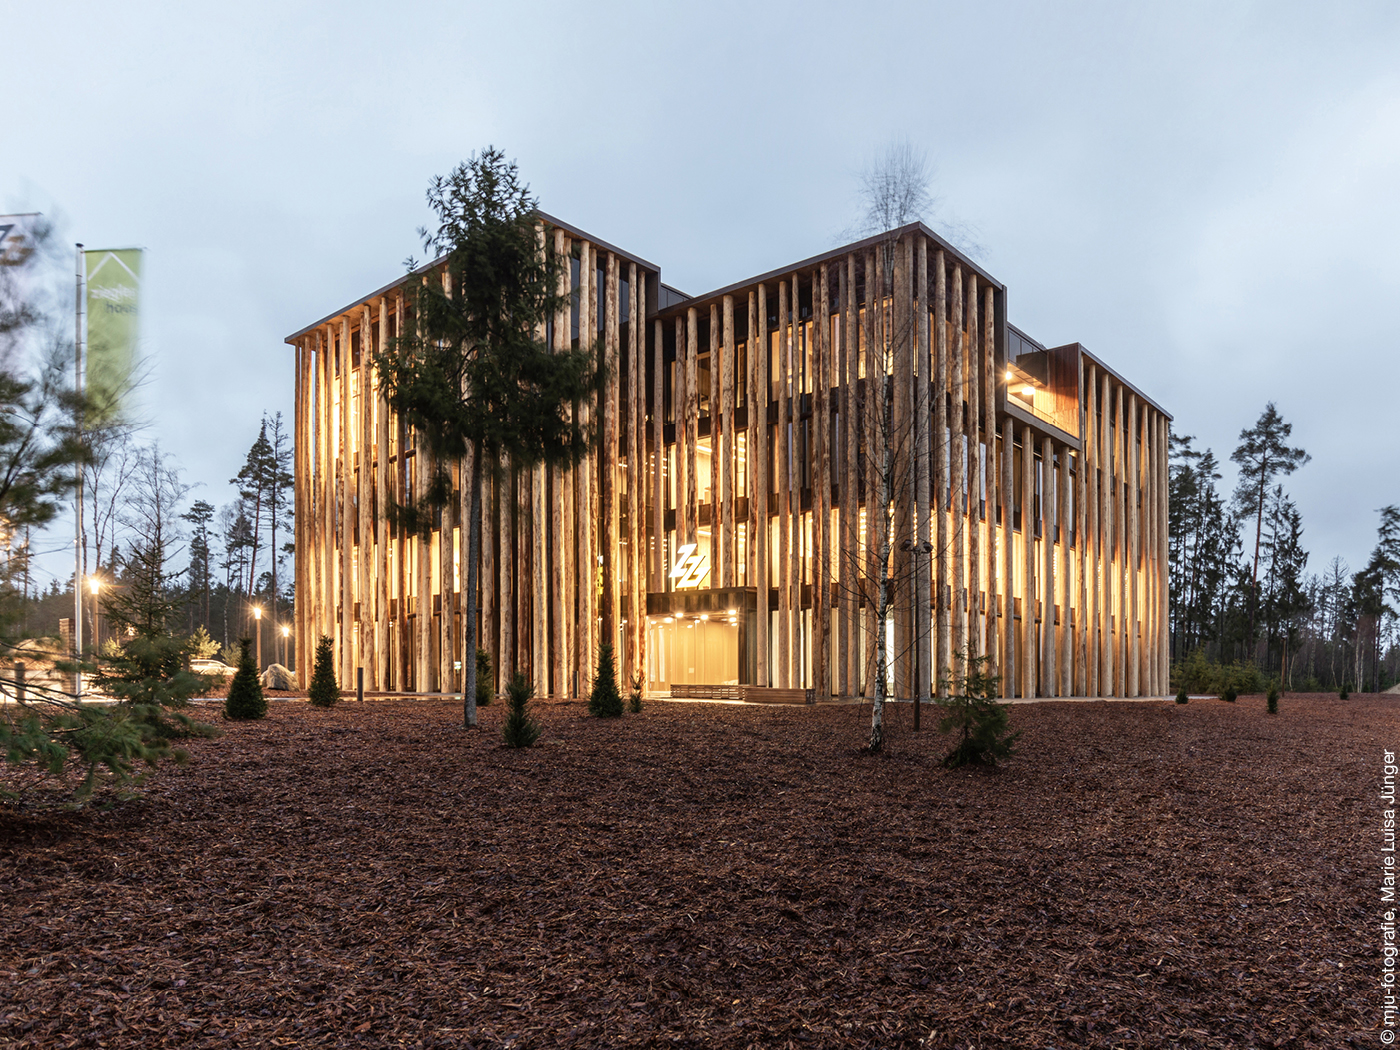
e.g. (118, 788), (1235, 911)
(292, 338), (305, 675)
(1084, 365), (1099, 695)
(337, 317), (353, 686)
(1075, 401), (1088, 696)
(497, 453), (513, 688)
(840, 256), (857, 698)
(375, 303), (391, 690)
(1099, 372), (1112, 695)
(861, 253), (878, 695)
(549, 231), (571, 698)
(776, 280), (791, 688)
(1001, 417), (1015, 696)
(890, 242), (910, 701)
(1021, 424), (1036, 698)
(626, 263), (642, 693)
(685, 307), (699, 558)
(707, 304), (721, 588)
(604, 252), (620, 660)
(1127, 394), (1140, 696)
(911, 242), (930, 703)
(321, 329), (336, 672)
(1160, 413), (1170, 692)
(653, 318), (664, 595)
(516, 450), (531, 685)
(1113, 383), (1127, 696)
(1059, 443), (1072, 695)
(950, 267), (966, 675)
(1040, 436), (1055, 695)
(439, 454), (456, 693)
(720, 295), (735, 590)
(576, 243), (596, 693)
(413, 442), (431, 692)
(753, 285), (769, 687)
(933, 252), (950, 694)
(674, 316), (688, 549)
(966, 276), (982, 666)
(983, 287), (999, 682)
(814, 264), (831, 698)
(746, 289), (759, 593)
(358, 307), (375, 690)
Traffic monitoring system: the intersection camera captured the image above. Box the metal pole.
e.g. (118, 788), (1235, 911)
(74, 244), (84, 699)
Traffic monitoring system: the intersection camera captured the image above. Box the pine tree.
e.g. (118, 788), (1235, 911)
(224, 638), (266, 720)
(937, 648), (1020, 768)
(502, 672), (540, 748)
(308, 635), (339, 708)
(375, 148), (594, 731)
(588, 641), (623, 718)
(1231, 403), (1310, 643)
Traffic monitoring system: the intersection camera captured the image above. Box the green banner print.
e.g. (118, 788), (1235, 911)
(85, 248), (142, 422)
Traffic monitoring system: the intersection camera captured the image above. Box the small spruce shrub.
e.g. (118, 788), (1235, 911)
(1176, 687), (1188, 704)
(225, 639), (267, 720)
(938, 648), (1020, 769)
(502, 672), (540, 748)
(1222, 686), (1237, 703)
(308, 635), (340, 708)
(1266, 684), (1279, 714)
(476, 648), (492, 706)
(588, 642), (624, 718)
(628, 674), (643, 714)
(1340, 683), (1350, 700)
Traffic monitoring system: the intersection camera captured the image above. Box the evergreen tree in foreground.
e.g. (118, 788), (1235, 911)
(308, 635), (339, 708)
(502, 672), (540, 748)
(224, 638), (266, 720)
(588, 641), (624, 718)
(938, 648), (1020, 768)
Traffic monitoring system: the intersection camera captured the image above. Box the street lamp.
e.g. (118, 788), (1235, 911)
(280, 623), (290, 670)
(253, 606), (262, 671)
(88, 576), (101, 653)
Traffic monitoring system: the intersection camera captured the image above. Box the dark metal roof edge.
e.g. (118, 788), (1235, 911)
(285, 212), (660, 345)
(653, 221), (1005, 319)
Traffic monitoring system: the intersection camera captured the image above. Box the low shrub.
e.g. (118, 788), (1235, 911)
(588, 642), (623, 718)
(938, 648), (1019, 769)
(308, 636), (340, 708)
(502, 673), (540, 748)
(225, 639), (267, 720)
(1267, 685), (1279, 714)
(1176, 687), (1188, 704)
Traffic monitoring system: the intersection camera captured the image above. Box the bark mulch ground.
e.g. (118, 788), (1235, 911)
(0, 692), (1390, 1048)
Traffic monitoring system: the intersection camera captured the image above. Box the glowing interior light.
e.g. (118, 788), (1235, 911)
(1021, 386), (1034, 397)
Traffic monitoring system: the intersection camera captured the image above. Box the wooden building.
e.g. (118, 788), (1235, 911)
(287, 217), (1171, 701)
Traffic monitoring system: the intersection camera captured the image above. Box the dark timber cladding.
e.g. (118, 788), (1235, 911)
(286, 217), (1172, 700)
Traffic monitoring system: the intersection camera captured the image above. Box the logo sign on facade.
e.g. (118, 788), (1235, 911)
(669, 543), (710, 590)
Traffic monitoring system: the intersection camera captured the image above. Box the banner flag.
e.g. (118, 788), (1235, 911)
(84, 248), (142, 421)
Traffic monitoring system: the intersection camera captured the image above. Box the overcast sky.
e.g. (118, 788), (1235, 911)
(6, 0), (1397, 589)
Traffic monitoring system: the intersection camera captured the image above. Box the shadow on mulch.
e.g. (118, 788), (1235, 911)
(0, 692), (1390, 1048)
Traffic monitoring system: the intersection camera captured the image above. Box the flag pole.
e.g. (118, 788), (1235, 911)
(74, 243), (84, 699)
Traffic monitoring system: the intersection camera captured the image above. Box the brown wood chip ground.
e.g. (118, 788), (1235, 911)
(0, 692), (1386, 1048)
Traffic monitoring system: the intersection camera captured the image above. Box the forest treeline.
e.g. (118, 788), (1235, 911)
(21, 413), (295, 667)
(1169, 402), (1397, 692)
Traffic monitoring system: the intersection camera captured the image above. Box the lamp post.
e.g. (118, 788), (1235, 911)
(253, 606), (262, 671)
(88, 576), (100, 655)
(280, 624), (290, 671)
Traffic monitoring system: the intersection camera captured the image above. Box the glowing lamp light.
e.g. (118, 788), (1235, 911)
(88, 577), (100, 595)
(1021, 386), (1034, 398)
(253, 606), (262, 621)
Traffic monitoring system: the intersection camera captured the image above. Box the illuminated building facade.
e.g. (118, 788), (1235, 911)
(288, 216), (1171, 701)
